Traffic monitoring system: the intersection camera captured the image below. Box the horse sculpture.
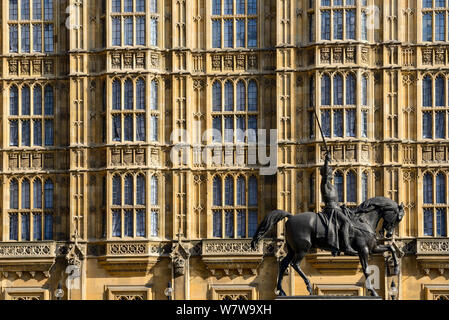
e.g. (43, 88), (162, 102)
(251, 196), (404, 297)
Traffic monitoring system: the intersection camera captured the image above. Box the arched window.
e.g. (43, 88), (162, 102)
(225, 176), (234, 205)
(424, 209), (433, 236)
(44, 85), (54, 115)
(124, 175), (133, 205)
(237, 210), (246, 237)
(321, 75), (331, 105)
(22, 179), (30, 209)
(436, 76), (445, 107)
(346, 74), (356, 105)
(22, 85), (30, 115)
(362, 172), (368, 202)
(436, 173), (446, 204)
(248, 80), (257, 111)
(333, 74), (343, 105)
(309, 76), (315, 107)
(44, 179), (53, 209)
(213, 176), (222, 206)
(236, 81), (245, 111)
(424, 173), (433, 204)
(136, 79), (145, 110)
(213, 82), (222, 111)
(113, 176), (121, 205)
(309, 173), (315, 204)
(224, 81), (234, 111)
(249, 176), (258, 206)
(362, 76), (368, 106)
(34, 85), (42, 115)
(334, 171), (344, 202)
(236, 176), (245, 205)
(112, 80), (121, 110)
(150, 80), (158, 110)
(124, 80), (133, 110)
(137, 0), (146, 11)
(10, 85), (19, 115)
(346, 171), (356, 202)
(33, 179), (42, 209)
(10, 179), (19, 209)
(423, 76), (432, 107)
(137, 174), (145, 205)
(151, 175), (158, 205)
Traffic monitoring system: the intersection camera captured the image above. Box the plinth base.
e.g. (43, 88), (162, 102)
(276, 295), (382, 300)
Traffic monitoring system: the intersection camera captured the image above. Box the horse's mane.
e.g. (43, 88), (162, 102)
(354, 196), (401, 223)
(354, 196), (397, 213)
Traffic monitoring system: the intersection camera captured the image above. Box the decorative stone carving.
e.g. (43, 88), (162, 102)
(236, 55), (245, 69)
(44, 60), (53, 74)
(435, 48), (445, 64)
(361, 47), (369, 63)
(150, 53), (159, 67)
(248, 55), (257, 69)
(123, 53), (133, 68)
(212, 55), (221, 70)
(422, 49), (432, 65)
(224, 55), (233, 70)
(333, 47), (343, 63)
(33, 60), (42, 74)
(345, 47), (355, 63)
(21, 60), (30, 75)
(111, 53), (121, 68)
(320, 48), (330, 63)
(170, 241), (191, 277)
(9, 60), (18, 75)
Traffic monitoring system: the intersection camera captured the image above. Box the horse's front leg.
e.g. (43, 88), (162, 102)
(372, 244), (399, 275)
(359, 246), (379, 297)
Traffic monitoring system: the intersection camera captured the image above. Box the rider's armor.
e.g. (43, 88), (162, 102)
(320, 153), (358, 255)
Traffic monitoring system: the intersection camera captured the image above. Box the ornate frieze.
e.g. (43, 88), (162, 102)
(110, 147), (148, 166)
(7, 152), (58, 171)
(210, 53), (258, 71)
(422, 145), (448, 163)
(8, 58), (53, 76)
(109, 51), (148, 69)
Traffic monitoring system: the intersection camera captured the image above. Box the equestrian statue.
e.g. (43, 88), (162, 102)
(251, 113), (404, 297)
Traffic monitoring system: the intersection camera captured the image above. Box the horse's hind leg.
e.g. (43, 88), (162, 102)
(291, 251), (313, 295)
(276, 247), (294, 296)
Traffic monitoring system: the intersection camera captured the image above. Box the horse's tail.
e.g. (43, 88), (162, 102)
(251, 210), (292, 249)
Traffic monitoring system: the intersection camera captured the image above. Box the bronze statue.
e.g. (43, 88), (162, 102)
(251, 113), (404, 297)
(320, 152), (357, 256)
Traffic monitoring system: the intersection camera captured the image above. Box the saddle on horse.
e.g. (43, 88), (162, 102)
(315, 205), (355, 252)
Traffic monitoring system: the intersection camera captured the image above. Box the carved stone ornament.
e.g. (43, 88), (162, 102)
(170, 241), (191, 277)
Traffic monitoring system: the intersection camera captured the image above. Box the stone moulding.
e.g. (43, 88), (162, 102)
(201, 239), (264, 276)
(305, 250), (361, 275)
(97, 241), (165, 276)
(0, 242), (56, 278)
(416, 238), (449, 276)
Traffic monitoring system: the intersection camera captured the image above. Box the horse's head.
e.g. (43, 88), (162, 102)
(381, 202), (405, 238)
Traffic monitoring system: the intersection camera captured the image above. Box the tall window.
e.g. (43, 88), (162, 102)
(9, 178), (54, 241)
(212, 0), (257, 48)
(111, 2), (152, 47)
(320, 73), (358, 138)
(320, 1), (356, 41)
(422, 75), (448, 139)
(111, 78), (159, 143)
(211, 80), (258, 144)
(212, 175), (258, 238)
(9, 0), (54, 53)
(422, 4), (449, 42)
(9, 84), (54, 147)
(111, 173), (158, 238)
(423, 172), (448, 237)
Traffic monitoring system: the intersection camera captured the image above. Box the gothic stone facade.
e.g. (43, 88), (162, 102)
(0, 0), (448, 300)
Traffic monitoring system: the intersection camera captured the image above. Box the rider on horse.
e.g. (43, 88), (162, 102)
(320, 152), (358, 256)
